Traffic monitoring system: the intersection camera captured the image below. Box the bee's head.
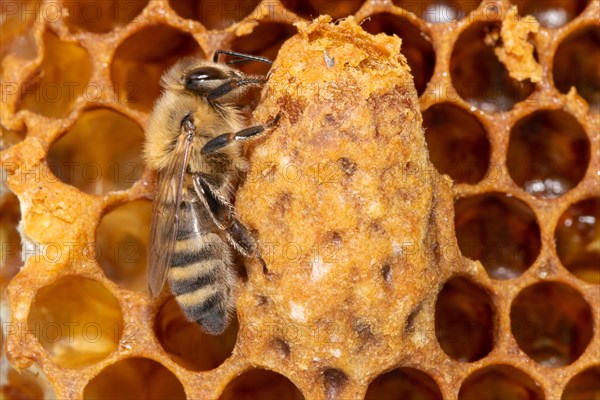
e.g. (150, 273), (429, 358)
(162, 57), (266, 104)
(183, 63), (239, 98)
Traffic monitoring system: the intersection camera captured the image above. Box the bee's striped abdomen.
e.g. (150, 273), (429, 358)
(168, 201), (234, 335)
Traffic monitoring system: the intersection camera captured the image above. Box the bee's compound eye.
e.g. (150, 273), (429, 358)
(186, 66), (227, 82)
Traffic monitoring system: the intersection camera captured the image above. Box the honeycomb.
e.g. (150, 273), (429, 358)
(0, 0), (598, 399)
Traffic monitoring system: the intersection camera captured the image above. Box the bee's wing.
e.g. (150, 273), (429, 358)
(147, 131), (194, 298)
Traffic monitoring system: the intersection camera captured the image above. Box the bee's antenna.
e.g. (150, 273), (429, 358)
(213, 50), (272, 65)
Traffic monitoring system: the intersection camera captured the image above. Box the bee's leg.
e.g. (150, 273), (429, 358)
(213, 50), (272, 65)
(201, 113), (281, 155)
(207, 78), (266, 102)
(228, 217), (268, 274)
(226, 217), (260, 259)
(226, 215), (269, 275)
(193, 173), (233, 230)
(193, 173), (263, 260)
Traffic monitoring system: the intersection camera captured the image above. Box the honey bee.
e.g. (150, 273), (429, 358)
(145, 51), (279, 335)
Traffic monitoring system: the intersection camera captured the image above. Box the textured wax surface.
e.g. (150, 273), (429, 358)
(236, 16), (460, 399)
